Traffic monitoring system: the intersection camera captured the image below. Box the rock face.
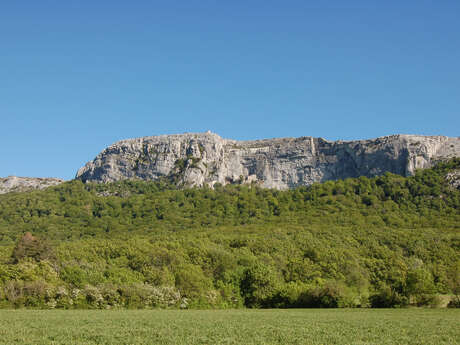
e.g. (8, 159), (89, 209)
(76, 132), (460, 189)
(0, 176), (64, 194)
(446, 170), (460, 190)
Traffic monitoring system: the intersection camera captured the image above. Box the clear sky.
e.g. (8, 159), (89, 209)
(1, 1), (459, 180)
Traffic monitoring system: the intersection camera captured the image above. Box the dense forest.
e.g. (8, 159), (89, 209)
(0, 159), (459, 309)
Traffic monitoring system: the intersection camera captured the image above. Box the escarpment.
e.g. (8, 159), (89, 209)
(76, 132), (460, 189)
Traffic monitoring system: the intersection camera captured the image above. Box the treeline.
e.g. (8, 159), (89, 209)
(0, 159), (459, 309)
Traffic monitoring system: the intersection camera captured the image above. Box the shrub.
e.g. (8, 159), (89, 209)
(3, 281), (25, 307)
(301, 280), (357, 308)
(83, 285), (103, 308)
(447, 298), (460, 308)
(370, 285), (409, 308)
(11, 233), (54, 263)
(148, 286), (181, 307)
(175, 265), (213, 300)
(240, 263), (281, 308)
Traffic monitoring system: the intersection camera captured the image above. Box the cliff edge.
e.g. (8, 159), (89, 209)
(76, 132), (460, 189)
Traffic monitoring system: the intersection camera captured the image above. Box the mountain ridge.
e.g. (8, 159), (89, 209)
(76, 132), (460, 189)
(0, 176), (65, 195)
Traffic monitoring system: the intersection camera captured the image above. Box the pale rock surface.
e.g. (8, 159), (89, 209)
(446, 170), (460, 190)
(0, 176), (64, 194)
(76, 132), (460, 189)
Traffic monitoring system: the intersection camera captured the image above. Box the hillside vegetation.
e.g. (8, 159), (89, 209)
(0, 159), (459, 309)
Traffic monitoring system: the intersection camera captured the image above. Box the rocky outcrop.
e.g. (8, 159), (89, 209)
(446, 170), (460, 190)
(0, 176), (64, 194)
(76, 132), (460, 189)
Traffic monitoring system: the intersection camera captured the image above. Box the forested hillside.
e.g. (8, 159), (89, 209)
(0, 159), (459, 309)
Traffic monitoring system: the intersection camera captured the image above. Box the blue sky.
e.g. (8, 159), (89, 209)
(1, 1), (459, 179)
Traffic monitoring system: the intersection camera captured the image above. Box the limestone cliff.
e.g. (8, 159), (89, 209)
(0, 176), (64, 194)
(76, 132), (460, 189)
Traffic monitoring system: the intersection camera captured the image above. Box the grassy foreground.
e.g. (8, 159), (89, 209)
(0, 309), (459, 345)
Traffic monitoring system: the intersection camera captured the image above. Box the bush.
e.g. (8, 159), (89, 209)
(83, 285), (103, 308)
(447, 298), (460, 308)
(175, 265), (213, 300)
(240, 263), (281, 308)
(416, 293), (441, 307)
(370, 285), (409, 308)
(149, 286), (181, 307)
(11, 233), (54, 264)
(296, 280), (363, 308)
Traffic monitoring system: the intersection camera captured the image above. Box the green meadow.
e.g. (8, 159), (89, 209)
(1, 309), (459, 345)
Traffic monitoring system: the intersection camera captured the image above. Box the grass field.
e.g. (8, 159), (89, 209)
(0, 309), (459, 345)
